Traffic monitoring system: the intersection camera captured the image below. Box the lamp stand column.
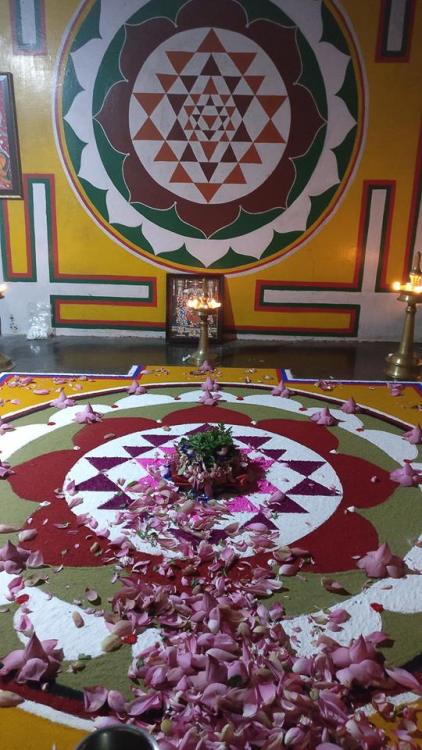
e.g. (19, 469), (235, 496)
(385, 297), (421, 379)
(189, 311), (215, 366)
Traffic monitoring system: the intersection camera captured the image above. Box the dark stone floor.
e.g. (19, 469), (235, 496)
(0, 334), (410, 380)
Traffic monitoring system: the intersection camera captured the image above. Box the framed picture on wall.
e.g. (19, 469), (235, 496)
(166, 274), (224, 343)
(0, 73), (22, 198)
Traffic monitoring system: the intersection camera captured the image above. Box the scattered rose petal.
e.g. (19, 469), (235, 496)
(321, 578), (349, 594)
(0, 690), (24, 707)
(389, 463), (420, 486)
(85, 589), (100, 604)
(357, 543), (406, 578)
(0, 524), (21, 533)
(18, 528), (38, 543)
(388, 383), (404, 396)
(403, 424), (422, 444)
(72, 612), (84, 628)
(127, 380), (146, 395)
(0, 461), (14, 479)
(271, 380), (291, 397)
(73, 404), (102, 424)
(385, 667), (422, 693)
(341, 397), (360, 414)
(50, 390), (75, 408)
(310, 407), (338, 426)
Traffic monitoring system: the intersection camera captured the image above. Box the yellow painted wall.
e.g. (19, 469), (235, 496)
(0, 0), (421, 339)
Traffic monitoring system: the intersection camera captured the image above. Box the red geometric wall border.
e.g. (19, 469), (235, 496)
(243, 303), (360, 337)
(51, 295), (164, 330)
(49, 184), (157, 295)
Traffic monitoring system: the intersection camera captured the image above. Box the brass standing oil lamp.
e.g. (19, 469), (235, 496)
(186, 285), (221, 366)
(385, 252), (422, 379)
(0, 282), (12, 371)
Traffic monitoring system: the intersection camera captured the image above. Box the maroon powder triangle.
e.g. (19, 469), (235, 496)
(286, 460), (325, 477)
(76, 474), (117, 491)
(235, 436), (269, 449)
(186, 424), (212, 435)
(263, 449), (286, 461)
(143, 434), (172, 447)
(123, 446), (154, 458)
(289, 478), (339, 496)
(98, 492), (133, 510)
(87, 457), (128, 471)
(267, 496), (308, 513)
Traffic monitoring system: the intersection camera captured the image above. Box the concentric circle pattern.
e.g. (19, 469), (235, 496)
(1, 378), (420, 731)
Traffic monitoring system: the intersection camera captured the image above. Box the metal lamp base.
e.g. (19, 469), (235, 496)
(187, 349), (218, 367)
(186, 310), (218, 367)
(0, 351), (13, 371)
(385, 351), (422, 380)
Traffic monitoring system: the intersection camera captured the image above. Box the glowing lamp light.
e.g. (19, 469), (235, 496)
(386, 251), (422, 379)
(0, 282), (7, 296)
(186, 294), (222, 312)
(391, 252), (422, 296)
(186, 285), (222, 366)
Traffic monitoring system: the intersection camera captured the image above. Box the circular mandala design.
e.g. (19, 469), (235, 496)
(55, 0), (365, 272)
(1, 385), (421, 727)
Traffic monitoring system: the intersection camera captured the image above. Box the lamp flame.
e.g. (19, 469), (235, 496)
(186, 294), (221, 311)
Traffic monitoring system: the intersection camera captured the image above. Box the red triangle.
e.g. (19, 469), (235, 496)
(244, 75), (265, 93)
(258, 95), (287, 118)
(240, 144), (261, 164)
(170, 164), (192, 183)
(220, 131), (229, 141)
(191, 93), (201, 103)
(204, 78), (218, 95)
(226, 106), (236, 116)
(184, 105), (195, 116)
(189, 131), (198, 141)
(198, 29), (225, 53)
(133, 119), (163, 140)
(157, 73), (178, 92)
(202, 141), (219, 159)
(154, 142), (178, 162)
(220, 94), (230, 104)
(255, 121), (285, 143)
(133, 92), (163, 115)
(166, 51), (193, 73)
(225, 164), (246, 184)
(195, 183), (221, 201)
(229, 52), (256, 74)
(203, 114), (217, 128)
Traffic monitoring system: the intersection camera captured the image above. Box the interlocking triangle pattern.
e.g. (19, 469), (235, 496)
(131, 27), (288, 203)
